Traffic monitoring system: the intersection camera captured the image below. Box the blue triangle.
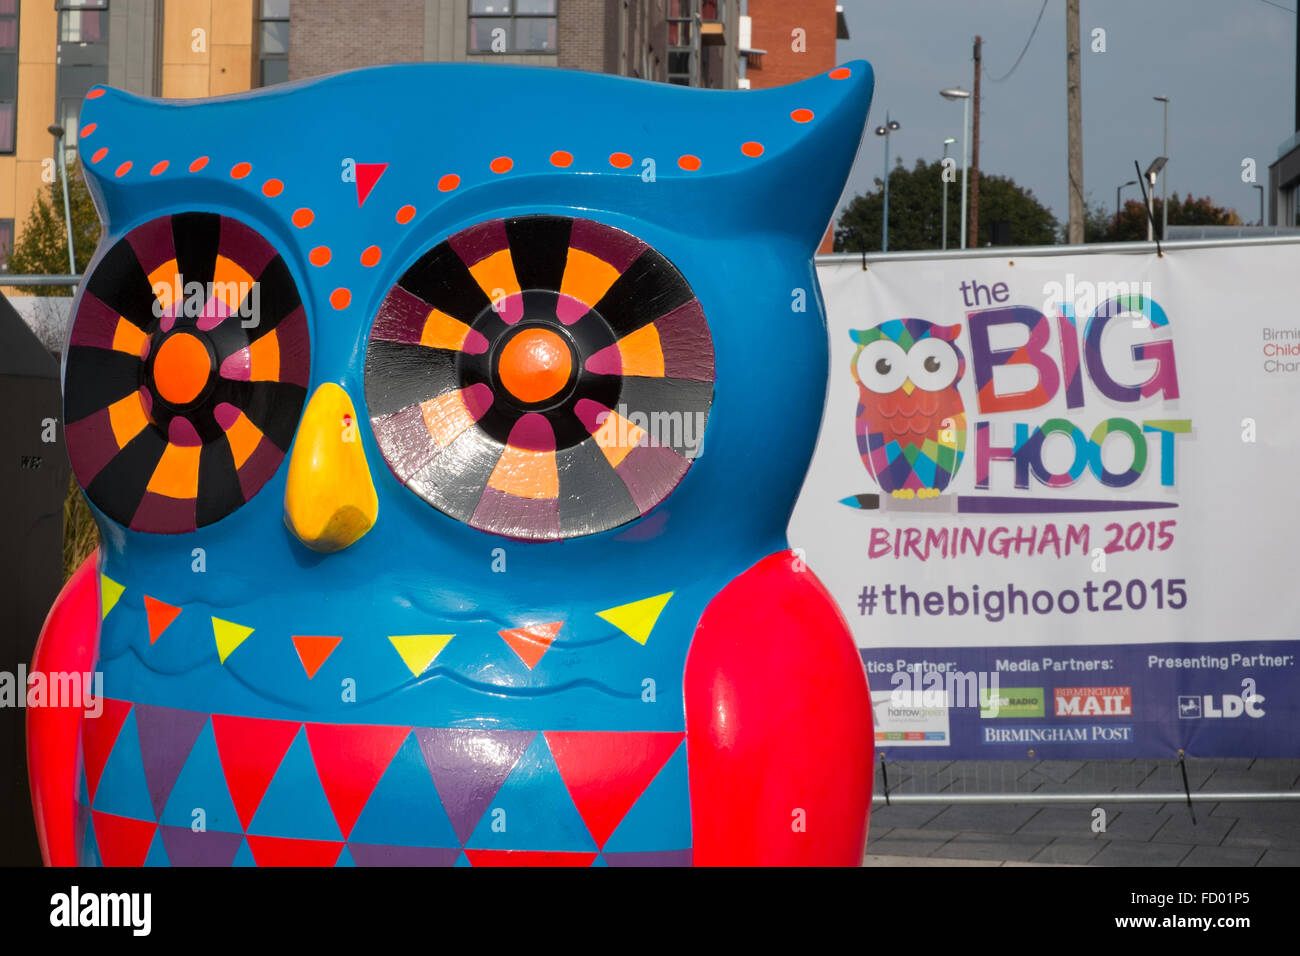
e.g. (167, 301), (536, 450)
(77, 764), (90, 807)
(143, 830), (170, 867)
(232, 839), (256, 867)
(162, 720), (241, 833)
(466, 735), (596, 852)
(335, 845), (357, 867)
(592, 854), (609, 867)
(454, 851), (471, 867)
(350, 732), (459, 847)
(81, 814), (103, 866)
(91, 709), (155, 821)
(247, 727), (343, 840)
(604, 743), (691, 852)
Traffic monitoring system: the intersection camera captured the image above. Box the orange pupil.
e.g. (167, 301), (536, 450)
(152, 332), (211, 405)
(497, 328), (573, 404)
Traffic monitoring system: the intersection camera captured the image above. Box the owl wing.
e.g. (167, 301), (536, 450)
(684, 552), (873, 864)
(27, 551), (101, 866)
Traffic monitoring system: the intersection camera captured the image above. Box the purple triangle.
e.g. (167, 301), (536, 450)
(346, 843), (460, 867)
(159, 826), (245, 866)
(414, 729), (535, 844)
(603, 849), (693, 867)
(134, 704), (210, 817)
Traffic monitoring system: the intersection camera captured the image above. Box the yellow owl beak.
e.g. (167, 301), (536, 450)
(284, 383), (378, 553)
(901, 378), (916, 395)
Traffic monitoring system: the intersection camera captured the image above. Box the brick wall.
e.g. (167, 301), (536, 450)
(289, 0), (425, 81)
(557, 0), (608, 73)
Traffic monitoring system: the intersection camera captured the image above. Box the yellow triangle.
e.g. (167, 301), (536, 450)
(596, 592), (674, 645)
(389, 634), (455, 677)
(101, 575), (124, 620)
(212, 617), (255, 665)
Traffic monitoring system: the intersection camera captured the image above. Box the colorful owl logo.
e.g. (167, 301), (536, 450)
(849, 319), (966, 498)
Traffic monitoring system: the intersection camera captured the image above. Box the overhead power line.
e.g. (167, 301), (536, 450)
(987, 0), (1050, 83)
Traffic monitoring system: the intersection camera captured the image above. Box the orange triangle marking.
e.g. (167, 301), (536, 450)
(292, 635), (342, 679)
(143, 595), (182, 644)
(498, 621), (562, 670)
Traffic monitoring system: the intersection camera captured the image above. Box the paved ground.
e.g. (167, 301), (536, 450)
(863, 758), (1300, 866)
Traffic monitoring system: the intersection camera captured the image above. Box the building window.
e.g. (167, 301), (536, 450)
(468, 0), (556, 55)
(0, 0), (16, 154)
(0, 218), (13, 272)
(58, 0), (108, 43)
(259, 0), (290, 87)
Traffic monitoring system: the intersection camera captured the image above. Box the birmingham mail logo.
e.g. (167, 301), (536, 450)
(1178, 693), (1265, 719)
(1055, 686), (1132, 717)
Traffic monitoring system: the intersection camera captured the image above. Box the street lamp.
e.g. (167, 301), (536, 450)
(874, 112), (901, 252)
(942, 137), (956, 250)
(1115, 180), (1137, 234)
(1144, 157), (1167, 240)
(940, 87), (972, 249)
(1154, 96), (1169, 238)
(47, 124), (75, 274)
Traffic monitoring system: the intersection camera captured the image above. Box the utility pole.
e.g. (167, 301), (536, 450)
(1066, 0), (1084, 243)
(969, 35), (982, 248)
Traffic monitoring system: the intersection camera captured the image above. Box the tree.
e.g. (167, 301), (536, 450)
(1087, 192), (1241, 242)
(7, 159), (101, 294)
(834, 158), (1059, 253)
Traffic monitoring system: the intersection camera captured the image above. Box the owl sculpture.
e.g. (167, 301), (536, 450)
(30, 61), (876, 867)
(850, 319), (966, 498)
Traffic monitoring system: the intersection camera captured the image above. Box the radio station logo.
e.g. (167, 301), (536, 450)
(980, 687), (1044, 718)
(1178, 693), (1265, 719)
(1055, 686), (1132, 717)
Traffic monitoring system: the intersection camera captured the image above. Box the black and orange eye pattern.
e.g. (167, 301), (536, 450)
(64, 213), (309, 533)
(365, 215), (715, 541)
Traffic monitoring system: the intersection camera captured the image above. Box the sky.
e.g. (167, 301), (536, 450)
(832, 0), (1295, 229)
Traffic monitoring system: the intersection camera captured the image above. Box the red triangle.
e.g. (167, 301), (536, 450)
(355, 162), (388, 207)
(143, 595), (182, 644)
(545, 731), (683, 848)
(464, 850), (599, 867)
(303, 723), (411, 839)
(82, 698), (132, 801)
(91, 810), (157, 866)
(292, 635), (342, 679)
(499, 621), (563, 670)
(245, 834), (345, 867)
(210, 714), (302, 830)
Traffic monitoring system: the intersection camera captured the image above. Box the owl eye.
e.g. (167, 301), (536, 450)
(908, 338), (960, 391)
(364, 215), (715, 541)
(855, 340), (908, 394)
(64, 213), (309, 532)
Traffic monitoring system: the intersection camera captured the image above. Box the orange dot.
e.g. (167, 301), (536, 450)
(150, 160), (170, 176)
(91, 147), (108, 164)
(678, 154), (700, 171)
(262, 178), (284, 197)
(330, 288), (351, 310)
(609, 152), (633, 169)
(152, 332), (212, 405)
(550, 150), (573, 168)
(490, 156), (513, 174)
(81, 123), (97, 137)
(230, 161), (252, 179)
(829, 67), (851, 80)
(498, 328), (573, 404)
(791, 108), (814, 123)
(360, 245), (382, 267)
(396, 204), (416, 224)
(438, 173), (460, 192)
(292, 208), (314, 228)
(741, 141), (764, 157)
(114, 161), (132, 178)
(86, 88), (106, 99)
(189, 156), (209, 172)
(309, 246), (331, 266)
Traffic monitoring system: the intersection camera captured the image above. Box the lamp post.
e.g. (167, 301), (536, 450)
(1116, 179), (1136, 235)
(1154, 96), (1169, 238)
(1144, 157), (1167, 240)
(47, 124), (75, 275)
(940, 87), (972, 249)
(942, 137), (956, 250)
(874, 112), (901, 252)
